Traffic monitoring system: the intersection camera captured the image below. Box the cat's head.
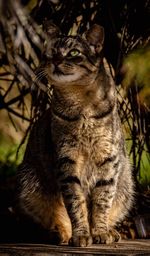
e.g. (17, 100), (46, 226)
(43, 23), (104, 86)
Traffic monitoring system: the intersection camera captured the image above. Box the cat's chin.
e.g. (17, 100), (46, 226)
(50, 72), (81, 84)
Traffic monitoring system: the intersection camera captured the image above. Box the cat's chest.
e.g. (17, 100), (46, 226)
(53, 114), (113, 154)
(77, 116), (111, 149)
(77, 119), (113, 194)
(53, 115), (115, 193)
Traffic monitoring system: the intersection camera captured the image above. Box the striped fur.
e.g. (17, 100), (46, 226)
(17, 24), (134, 246)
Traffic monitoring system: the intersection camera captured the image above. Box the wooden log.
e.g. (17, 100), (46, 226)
(0, 240), (150, 256)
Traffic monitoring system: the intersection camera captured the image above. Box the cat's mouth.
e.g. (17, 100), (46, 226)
(53, 66), (74, 77)
(53, 66), (65, 75)
(50, 63), (81, 82)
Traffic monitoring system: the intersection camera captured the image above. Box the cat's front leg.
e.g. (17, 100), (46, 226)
(57, 156), (92, 247)
(91, 179), (120, 244)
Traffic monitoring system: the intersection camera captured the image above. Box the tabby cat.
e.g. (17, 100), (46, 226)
(17, 24), (134, 247)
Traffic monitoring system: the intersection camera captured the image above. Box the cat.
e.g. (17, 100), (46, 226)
(17, 24), (134, 247)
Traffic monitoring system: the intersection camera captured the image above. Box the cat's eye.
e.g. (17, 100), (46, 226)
(68, 49), (81, 57)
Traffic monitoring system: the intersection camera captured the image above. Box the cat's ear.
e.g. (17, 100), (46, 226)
(43, 20), (61, 39)
(42, 21), (61, 57)
(84, 24), (104, 54)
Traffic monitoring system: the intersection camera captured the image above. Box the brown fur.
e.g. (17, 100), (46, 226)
(17, 24), (134, 246)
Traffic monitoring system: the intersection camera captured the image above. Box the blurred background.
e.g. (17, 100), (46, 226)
(0, 0), (149, 241)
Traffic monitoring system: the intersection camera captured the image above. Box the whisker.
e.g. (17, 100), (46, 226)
(31, 67), (48, 92)
(34, 69), (47, 84)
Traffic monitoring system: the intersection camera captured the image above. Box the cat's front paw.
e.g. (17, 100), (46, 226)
(69, 235), (92, 247)
(92, 229), (121, 244)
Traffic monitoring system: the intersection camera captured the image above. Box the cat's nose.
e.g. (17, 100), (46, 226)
(52, 54), (63, 66)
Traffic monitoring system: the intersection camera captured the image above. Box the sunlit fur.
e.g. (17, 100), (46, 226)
(17, 24), (134, 247)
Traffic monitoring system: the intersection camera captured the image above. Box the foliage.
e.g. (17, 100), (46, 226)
(122, 47), (150, 109)
(0, 0), (149, 189)
(0, 132), (25, 178)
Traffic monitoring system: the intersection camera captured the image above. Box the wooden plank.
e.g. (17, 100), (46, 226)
(0, 240), (150, 256)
